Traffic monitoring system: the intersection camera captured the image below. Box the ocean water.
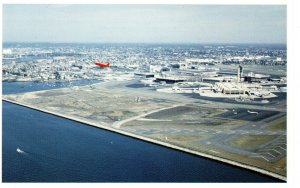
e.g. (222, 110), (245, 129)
(2, 81), (281, 182)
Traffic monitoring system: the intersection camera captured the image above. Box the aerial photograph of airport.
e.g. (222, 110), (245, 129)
(2, 4), (288, 183)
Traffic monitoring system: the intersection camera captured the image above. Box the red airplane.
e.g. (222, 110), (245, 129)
(95, 60), (110, 68)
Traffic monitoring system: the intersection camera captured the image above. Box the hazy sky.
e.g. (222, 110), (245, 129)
(3, 5), (287, 43)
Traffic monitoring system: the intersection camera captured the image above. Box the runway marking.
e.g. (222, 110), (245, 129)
(278, 146), (286, 151)
(259, 152), (276, 158)
(250, 155), (270, 162)
(264, 149), (281, 155)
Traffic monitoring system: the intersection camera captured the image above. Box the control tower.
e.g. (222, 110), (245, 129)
(237, 65), (243, 82)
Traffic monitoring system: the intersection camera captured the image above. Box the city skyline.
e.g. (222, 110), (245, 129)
(3, 5), (287, 44)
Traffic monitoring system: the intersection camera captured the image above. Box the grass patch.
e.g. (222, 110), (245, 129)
(266, 117), (286, 131)
(228, 135), (276, 151)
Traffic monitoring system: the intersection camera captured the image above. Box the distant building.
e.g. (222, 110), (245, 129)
(3, 49), (12, 55)
(244, 72), (270, 83)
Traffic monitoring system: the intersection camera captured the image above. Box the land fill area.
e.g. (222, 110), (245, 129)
(3, 79), (287, 180)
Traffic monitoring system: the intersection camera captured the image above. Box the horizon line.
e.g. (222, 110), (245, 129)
(3, 41), (287, 45)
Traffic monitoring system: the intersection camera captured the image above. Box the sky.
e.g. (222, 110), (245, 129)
(2, 4), (287, 44)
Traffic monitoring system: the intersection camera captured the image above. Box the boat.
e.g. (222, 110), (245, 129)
(16, 148), (24, 153)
